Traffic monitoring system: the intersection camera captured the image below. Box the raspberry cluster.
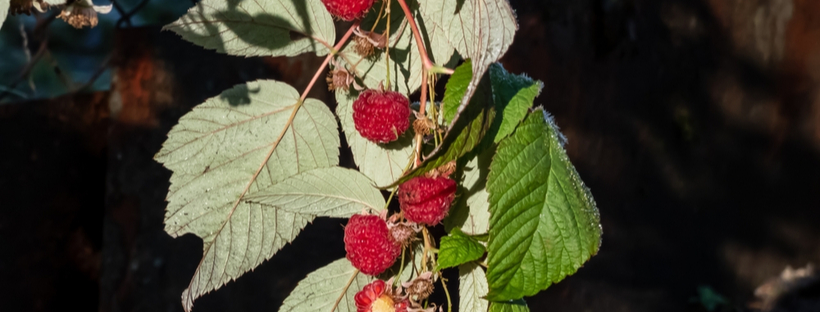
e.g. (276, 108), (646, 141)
(344, 214), (402, 276)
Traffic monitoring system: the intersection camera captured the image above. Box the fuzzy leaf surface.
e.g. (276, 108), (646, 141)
(438, 228), (486, 270)
(244, 167), (385, 215)
(336, 90), (414, 188)
(459, 262), (490, 312)
(0, 0), (8, 30)
(155, 80), (340, 311)
(485, 108), (601, 301)
(488, 63), (542, 142)
(489, 300), (530, 312)
(388, 61), (494, 187)
(279, 258), (373, 312)
(165, 0), (335, 57)
(445, 147), (492, 235)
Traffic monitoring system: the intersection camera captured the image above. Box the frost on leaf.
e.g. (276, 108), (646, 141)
(485, 108), (602, 301)
(165, 0), (336, 57)
(154, 80), (340, 311)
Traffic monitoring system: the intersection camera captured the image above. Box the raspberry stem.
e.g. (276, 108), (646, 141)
(441, 276), (453, 312)
(330, 269), (360, 312)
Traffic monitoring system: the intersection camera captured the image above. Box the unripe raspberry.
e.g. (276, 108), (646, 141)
(353, 89), (411, 144)
(354, 280), (409, 312)
(321, 0), (376, 21)
(345, 214), (402, 276)
(398, 176), (457, 226)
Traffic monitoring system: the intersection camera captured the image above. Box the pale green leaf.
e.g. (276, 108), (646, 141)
(338, 0), (422, 94)
(279, 258), (374, 312)
(164, 0), (335, 57)
(438, 228), (486, 270)
(488, 63), (542, 143)
(489, 300), (530, 312)
(485, 108), (602, 301)
(459, 262), (490, 312)
(155, 80), (340, 311)
(0, 0), (8, 31)
(388, 61), (493, 187)
(417, 0), (456, 65)
(445, 147), (492, 235)
(335, 90), (414, 188)
(244, 167), (385, 215)
(447, 0), (518, 131)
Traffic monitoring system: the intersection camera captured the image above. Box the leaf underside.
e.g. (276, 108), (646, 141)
(279, 258), (374, 312)
(485, 108), (602, 301)
(459, 262), (490, 312)
(1, 0), (8, 29)
(165, 0), (335, 57)
(445, 146), (493, 235)
(155, 80), (340, 311)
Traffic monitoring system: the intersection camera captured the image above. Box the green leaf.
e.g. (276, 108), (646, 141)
(243, 167), (386, 216)
(459, 262), (490, 312)
(446, 0), (518, 129)
(488, 63), (543, 142)
(155, 80), (340, 311)
(417, 0), (456, 65)
(445, 147), (492, 235)
(489, 300), (530, 312)
(164, 0), (335, 57)
(335, 90), (415, 188)
(0, 0), (8, 31)
(441, 59), (474, 124)
(438, 228), (486, 270)
(279, 258), (374, 312)
(386, 60), (494, 187)
(485, 108), (602, 301)
(338, 0), (422, 94)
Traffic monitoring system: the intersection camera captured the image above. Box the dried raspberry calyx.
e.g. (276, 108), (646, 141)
(355, 280), (409, 312)
(353, 88), (412, 144)
(321, 0), (376, 21)
(345, 214), (402, 276)
(398, 174), (458, 226)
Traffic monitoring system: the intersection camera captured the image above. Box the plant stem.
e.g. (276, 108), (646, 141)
(330, 269), (360, 312)
(421, 227), (432, 272)
(440, 275), (453, 312)
(301, 21), (360, 101)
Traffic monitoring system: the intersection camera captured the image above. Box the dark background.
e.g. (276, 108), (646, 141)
(1, 0), (819, 311)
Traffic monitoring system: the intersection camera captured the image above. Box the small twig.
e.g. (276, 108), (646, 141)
(421, 227), (432, 272)
(301, 21), (360, 101)
(440, 275), (453, 312)
(330, 269), (360, 312)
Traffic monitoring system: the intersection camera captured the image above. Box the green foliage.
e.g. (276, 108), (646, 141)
(489, 300), (530, 312)
(165, 0), (336, 57)
(279, 258), (373, 312)
(155, 80), (341, 310)
(459, 262), (490, 312)
(488, 63), (543, 143)
(485, 108), (602, 301)
(437, 228), (486, 270)
(445, 147), (492, 235)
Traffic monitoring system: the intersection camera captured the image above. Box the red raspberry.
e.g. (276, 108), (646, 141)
(398, 176), (457, 226)
(354, 280), (408, 312)
(345, 214), (402, 276)
(353, 89), (411, 144)
(321, 0), (376, 21)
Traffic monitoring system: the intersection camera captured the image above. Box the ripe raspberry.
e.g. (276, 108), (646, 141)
(398, 176), (457, 226)
(354, 280), (409, 312)
(353, 89), (411, 144)
(321, 0), (376, 21)
(345, 214), (402, 276)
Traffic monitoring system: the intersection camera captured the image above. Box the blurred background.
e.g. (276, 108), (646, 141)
(1, 0), (819, 311)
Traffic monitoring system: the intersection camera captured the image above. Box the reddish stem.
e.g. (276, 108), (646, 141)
(300, 21), (361, 101)
(395, 0), (434, 71)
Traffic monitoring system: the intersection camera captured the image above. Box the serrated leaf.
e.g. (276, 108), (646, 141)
(446, 0), (517, 131)
(445, 147), (492, 235)
(485, 108), (602, 301)
(338, 0), (422, 94)
(489, 300), (530, 312)
(441, 59), (474, 124)
(244, 167), (386, 216)
(336, 90), (414, 188)
(459, 263), (490, 312)
(1, 0), (8, 31)
(155, 80), (340, 311)
(279, 258), (374, 312)
(438, 228), (486, 270)
(488, 63), (542, 142)
(165, 0), (335, 58)
(387, 61), (494, 187)
(417, 0), (456, 65)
